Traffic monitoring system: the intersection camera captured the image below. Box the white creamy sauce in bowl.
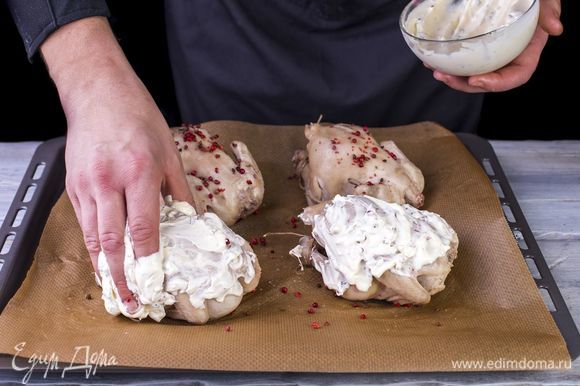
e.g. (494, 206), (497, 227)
(401, 0), (539, 76)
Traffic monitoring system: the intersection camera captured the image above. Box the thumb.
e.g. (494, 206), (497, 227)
(540, 0), (563, 36)
(162, 128), (194, 204)
(163, 154), (194, 204)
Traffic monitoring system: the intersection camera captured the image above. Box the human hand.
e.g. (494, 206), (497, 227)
(432, 0), (563, 93)
(41, 17), (192, 312)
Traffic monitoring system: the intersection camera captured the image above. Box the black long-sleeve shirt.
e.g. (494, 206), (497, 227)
(164, 0), (482, 131)
(5, 0), (109, 60)
(5, 0), (482, 132)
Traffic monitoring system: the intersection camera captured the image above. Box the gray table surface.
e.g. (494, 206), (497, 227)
(0, 140), (578, 385)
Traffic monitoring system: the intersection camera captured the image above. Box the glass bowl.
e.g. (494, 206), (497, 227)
(399, 0), (540, 76)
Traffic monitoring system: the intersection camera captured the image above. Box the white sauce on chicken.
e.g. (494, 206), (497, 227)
(97, 199), (257, 322)
(294, 195), (456, 296)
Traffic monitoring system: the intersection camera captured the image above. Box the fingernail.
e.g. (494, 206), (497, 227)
(124, 297), (139, 313)
(433, 72), (445, 82)
(471, 80), (485, 88)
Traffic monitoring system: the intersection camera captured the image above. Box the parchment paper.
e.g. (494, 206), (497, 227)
(0, 121), (570, 372)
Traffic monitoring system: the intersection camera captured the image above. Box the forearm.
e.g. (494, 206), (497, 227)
(40, 17), (150, 126)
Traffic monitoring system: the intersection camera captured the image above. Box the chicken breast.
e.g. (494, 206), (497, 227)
(173, 124), (264, 225)
(290, 195), (458, 305)
(293, 122), (424, 207)
(97, 197), (261, 324)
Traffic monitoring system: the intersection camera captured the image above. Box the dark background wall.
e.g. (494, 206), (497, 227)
(1, 0), (578, 142)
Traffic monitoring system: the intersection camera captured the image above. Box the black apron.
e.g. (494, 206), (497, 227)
(165, 0), (483, 132)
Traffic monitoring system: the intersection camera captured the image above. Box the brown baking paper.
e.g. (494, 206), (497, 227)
(0, 122), (570, 372)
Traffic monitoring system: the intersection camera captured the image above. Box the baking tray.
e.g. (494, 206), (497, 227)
(0, 134), (578, 382)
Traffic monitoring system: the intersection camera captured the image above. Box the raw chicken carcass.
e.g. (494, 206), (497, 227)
(97, 197), (261, 324)
(293, 122), (425, 207)
(290, 195), (458, 305)
(173, 124), (264, 225)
